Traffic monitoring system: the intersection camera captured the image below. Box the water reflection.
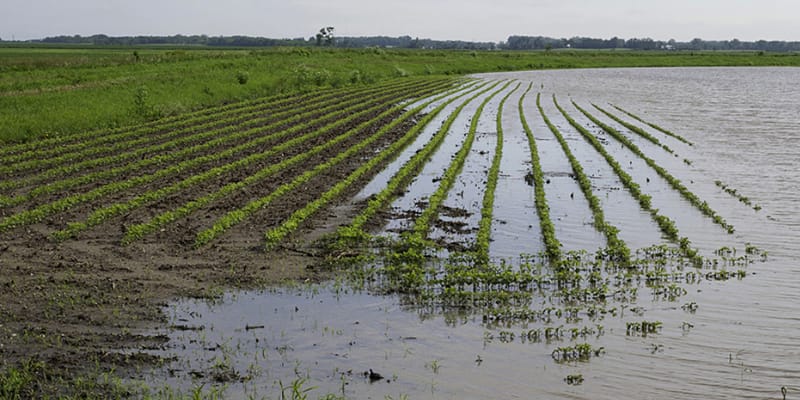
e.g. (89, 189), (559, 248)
(149, 67), (800, 399)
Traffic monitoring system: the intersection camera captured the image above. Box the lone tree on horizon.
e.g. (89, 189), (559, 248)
(316, 26), (335, 46)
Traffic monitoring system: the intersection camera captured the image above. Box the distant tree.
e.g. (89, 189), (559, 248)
(316, 27), (335, 46)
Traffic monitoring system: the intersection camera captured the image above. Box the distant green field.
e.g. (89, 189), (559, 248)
(2, 46), (799, 142)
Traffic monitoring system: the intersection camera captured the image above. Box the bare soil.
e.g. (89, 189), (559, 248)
(0, 99), (419, 396)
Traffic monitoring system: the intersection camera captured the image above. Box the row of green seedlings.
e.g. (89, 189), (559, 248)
(431, 258), (545, 308)
(537, 93), (631, 263)
(611, 104), (694, 146)
(643, 267), (745, 287)
(1, 80), (448, 236)
(0, 78), (448, 200)
(1, 77), (434, 187)
(246, 82), (495, 249)
(327, 83), (508, 297)
(30, 81), (447, 238)
(422, 247), (688, 313)
(8, 80), (454, 209)
(518, 84), (561, 260)
(591, 103), (675, 155)
(198, 81), (491, 248)
(485, 324), (604, 344)
(411, 249), (620, 313)
(553, 97), (703, 265)
(714, 242), (767, 264)
(474, 82), (523, 263)
(625, 320), (662, 336)
(484, 301), (607, 327)
(408, 82), (514, 249)
(614, 260), (746, 287)
(572, 101), (735, 234)
(110, 81), (463, 245)
(0, 80), (382, 168)
(0, 84), (313, 155)
(0, 77), (410, 159)
(551, 343), (605, 363)
(368, 91), (525, 291)
(715, 180), (762, 211)
(0, 88), (280, 158)
(332, 82), (512, 295)
(639, 265), (749, 284)
(334, 80), (504, 246)
(595, 103), (695, 166)
(452, 257), (613, 321)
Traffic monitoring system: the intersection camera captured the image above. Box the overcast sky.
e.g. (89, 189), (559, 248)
(2, 0), (798, 42)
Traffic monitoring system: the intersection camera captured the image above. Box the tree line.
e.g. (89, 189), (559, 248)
(13, 34), (800, 52)
(22, 34), (496, 50)
(505, 35), (800, 52)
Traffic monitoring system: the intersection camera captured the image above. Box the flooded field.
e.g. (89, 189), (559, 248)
(146, 67), (800, 399)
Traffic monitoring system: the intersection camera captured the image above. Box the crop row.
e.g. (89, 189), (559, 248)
(261, 83), (491, 249)
(590, 103), (674, 155)
(0, 87), (327, 166)
(53, 81), (451, 242)
(715, 180), (761, 211)
(518, 85), (561, 260)
(410, 82), (513, 242)
(124, 80), (464, 245)
(474, 83), (522, 262)
(0, 81), (360, 159)
(610, 104), (694, 146)
(201, 83), (481, 248)
(342, 81), (500, 236)
(0, 78), (445, 193)
(2, 79), (450, 235)
(2, 81), (449, 216)
(572, 102), (735, 234)
(556, 99), (702, 263)
(539, 94), (631, 263)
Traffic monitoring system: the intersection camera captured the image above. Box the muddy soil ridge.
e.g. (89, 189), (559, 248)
(0, 77), (455, 396)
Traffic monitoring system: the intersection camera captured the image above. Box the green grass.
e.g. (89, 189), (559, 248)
(2, 46), (800, 142)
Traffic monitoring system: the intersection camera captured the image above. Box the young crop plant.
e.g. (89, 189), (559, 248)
(10, 80), (446, 237)
(715, 180), (761, 211)
(262, 83), (492, 249)
(410, 81), (513, 243)
(0, 78), (446, 194)
(0, 77), (404, 159)
(474, 82), (522, 263)
(591, 103), (674, 155)
(0, 86), (323, 167)
(191, 81), (472, 247)
(538, 94), (631, 264)
(518, 84), (561, 260)
(342, 81), (501, 236)
(2, 89), (378, 200)
(572, 101), (735, 234)
(551, 343), (605, 363)
(555, 99), (703, 264)
(121, 83), (452, 245)
(4, 79), (450, 214)
(610, 104), (694, 146)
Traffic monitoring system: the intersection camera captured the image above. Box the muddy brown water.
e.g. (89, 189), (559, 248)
(147, 68), (800, 399)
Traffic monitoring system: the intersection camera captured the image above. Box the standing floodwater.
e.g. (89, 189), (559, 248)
(147, 67), (800, 399)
